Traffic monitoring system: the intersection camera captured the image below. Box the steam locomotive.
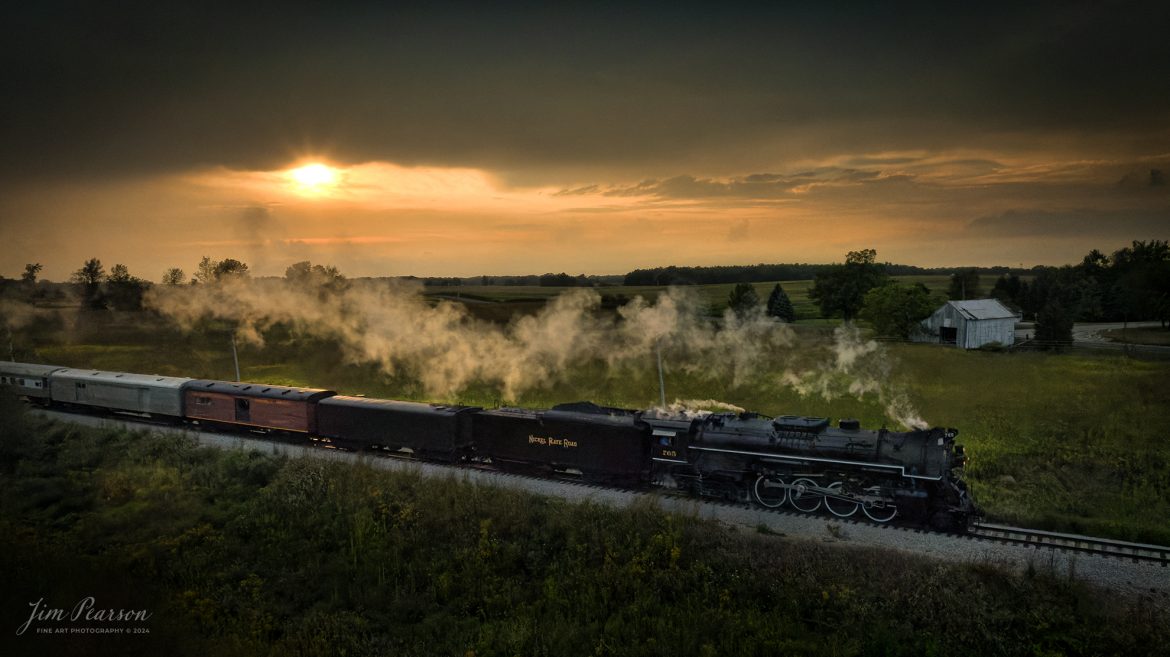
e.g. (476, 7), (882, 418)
(1, 361), (977, 531)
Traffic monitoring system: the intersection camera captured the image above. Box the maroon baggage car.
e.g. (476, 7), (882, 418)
(183, 380), (335, 433)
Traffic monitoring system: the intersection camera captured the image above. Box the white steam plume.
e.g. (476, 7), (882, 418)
(780, 323), (929, 430)
(144, 279), (931, 429)
(145, 279), (794, 401)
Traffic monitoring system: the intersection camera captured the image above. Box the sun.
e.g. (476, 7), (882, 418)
(287, 163), (340, 195)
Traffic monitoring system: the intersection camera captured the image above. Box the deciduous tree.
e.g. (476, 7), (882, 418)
(859, 282), (937, 339)
(106, 264), (146, 311)
(20, 263), (42, 287)
(213, 258), (249, 280)
(71, 258), (106, 309)
(808, 249), (889, 320)
(193, 256), (218, 284)
(161, 268), (185, 286)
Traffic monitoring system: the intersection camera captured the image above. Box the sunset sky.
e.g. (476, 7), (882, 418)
(2, 2), (1168, 280)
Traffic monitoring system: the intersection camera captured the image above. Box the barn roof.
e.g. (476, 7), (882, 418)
(947, 299), (1018, 320)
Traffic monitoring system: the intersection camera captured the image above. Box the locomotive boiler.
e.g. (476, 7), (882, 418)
(644, 410), (974, 530)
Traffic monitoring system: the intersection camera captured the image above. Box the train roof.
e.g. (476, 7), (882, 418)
(484, 406), (645, 428)
(551, 401), (639, 416)
(184, 379), (335, 401)
(50, 368), (193, 389)
(320, 395), (480, 414)
(0, 362), (67, 377)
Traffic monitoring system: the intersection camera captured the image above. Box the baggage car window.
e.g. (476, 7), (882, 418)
(236, 399), (250, 411)
(195, 396), (212, 405)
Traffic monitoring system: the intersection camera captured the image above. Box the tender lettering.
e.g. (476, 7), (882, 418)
(526, 434), (578, 449)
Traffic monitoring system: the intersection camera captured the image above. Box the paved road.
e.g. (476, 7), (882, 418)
(1012, 321), (1170, 353)
(1071, 321), (1164, 343)
(29, 408), (1170, 604)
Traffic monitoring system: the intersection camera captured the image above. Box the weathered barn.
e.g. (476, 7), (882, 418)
(915, 299), (1019, 349)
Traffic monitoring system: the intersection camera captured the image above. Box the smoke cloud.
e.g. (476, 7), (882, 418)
(144, 279), (930, 429)
(145, 279), (795, 401)
(781, 324), (930, 430)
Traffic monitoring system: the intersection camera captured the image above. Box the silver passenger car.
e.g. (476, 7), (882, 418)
(49, 369), (193, 417)
(0, 362), (66, 401)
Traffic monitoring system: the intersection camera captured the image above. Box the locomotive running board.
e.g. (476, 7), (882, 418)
(688, 446), (943, 481)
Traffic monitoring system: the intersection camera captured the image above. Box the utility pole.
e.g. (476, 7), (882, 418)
(655, 340), (666, 408)
(230, 333), (241, 382)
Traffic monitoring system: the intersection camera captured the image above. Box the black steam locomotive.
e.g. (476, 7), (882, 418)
(2, 362), (977, 531)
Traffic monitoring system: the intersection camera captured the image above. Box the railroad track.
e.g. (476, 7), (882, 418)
(970, 522), (1170, 565)
(29, 407), (1170, 568)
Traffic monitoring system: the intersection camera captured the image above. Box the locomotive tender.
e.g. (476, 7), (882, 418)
(2, 362), (976, 530)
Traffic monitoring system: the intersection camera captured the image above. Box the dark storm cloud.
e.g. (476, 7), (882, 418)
(2, 1), (1169, 182)
(1117, 168), (1170, 189)
(967, 208), (1170, 238)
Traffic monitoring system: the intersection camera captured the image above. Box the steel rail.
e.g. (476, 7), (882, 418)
(970, 522), (1170, 565)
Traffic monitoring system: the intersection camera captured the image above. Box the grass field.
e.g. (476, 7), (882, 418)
(426, 275), (955, 322)
(12, 282), (1170, 545)
(5, 408), (1166, 656)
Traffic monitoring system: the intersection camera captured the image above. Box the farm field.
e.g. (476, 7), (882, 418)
(424, 275), (956, 322)
(16, 298), (1170, 546)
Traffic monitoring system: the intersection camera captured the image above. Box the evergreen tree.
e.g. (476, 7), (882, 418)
(728, 282), (761, 317)
(765, 283), (796, 322)
(1035, 299), (1074, 349)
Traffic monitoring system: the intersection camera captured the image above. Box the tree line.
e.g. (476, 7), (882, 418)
(7, 256), (353, 311)
(623, 261), (1026, 286)
(801, 241), (1170, 345)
